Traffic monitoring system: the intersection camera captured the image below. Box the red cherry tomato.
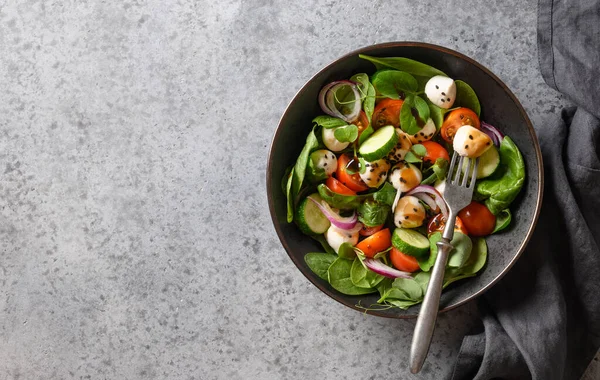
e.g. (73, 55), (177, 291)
(421, 141), (450, 164)
(427, 213), (469, 235)
(355, 228), (392, 258)
(371, 99), (403, 130)
(325, 176), (356, 196)
(457, 201), (496, 237)
(440, 108), (480, 143)
(359, 224), (384, 237)
(352, 110), (370, 137)
(390, 247), (420, 272)
(336, 153), (369, 192)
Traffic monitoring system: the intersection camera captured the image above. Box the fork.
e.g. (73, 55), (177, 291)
(409, 153), (479, 373)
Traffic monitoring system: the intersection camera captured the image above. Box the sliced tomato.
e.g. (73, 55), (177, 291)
(440, 107), (481, 143)
(371, 99), (403, 130)
(421, 141), (450, 164)
(427, 213), (469, 235)
(336, 153), (369, 192)
(390, 247), (420, 272)
(355, 228), (392, 258)
(352, 110), (370, 137)
(325, 176), (356, 196)
(359, 224), (384, 237)
(458, 201), (496, 237)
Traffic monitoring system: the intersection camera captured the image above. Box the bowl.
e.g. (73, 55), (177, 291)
(266, 42), (543, 318)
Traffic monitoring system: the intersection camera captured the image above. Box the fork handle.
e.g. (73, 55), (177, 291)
(409, 237), (453, 373)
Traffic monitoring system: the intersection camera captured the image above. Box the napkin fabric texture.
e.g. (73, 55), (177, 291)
(452, 0), (600, 379)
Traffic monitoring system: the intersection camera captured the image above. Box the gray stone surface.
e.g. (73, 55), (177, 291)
(0, 0), (576, 379)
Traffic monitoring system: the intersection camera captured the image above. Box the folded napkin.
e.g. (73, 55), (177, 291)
(453, 0), (600, 379)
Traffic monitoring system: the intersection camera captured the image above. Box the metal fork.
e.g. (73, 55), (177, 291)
(409, 153), (478, 373)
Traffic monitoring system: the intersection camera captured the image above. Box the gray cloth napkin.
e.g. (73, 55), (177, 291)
(453, 0), (600, 379)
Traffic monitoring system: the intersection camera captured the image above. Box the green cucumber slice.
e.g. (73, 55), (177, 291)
(391, 228), (430, 257)
(358, 125), (398, 161)
(296, 194), (331, 235)
(463, 145), (500, 179)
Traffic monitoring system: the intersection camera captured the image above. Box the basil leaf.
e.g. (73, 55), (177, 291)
(414, 96), (430, 123)
(372, 70), (418, 99)
(372, 182), (396, 206)
(305, 252), (338, 281)
(358, 199), (390, 227)
(492, 209), (512, 233)
(328, 258), (377, 295)
(358, 157), (368, 174)
(454, 80), (481, 117)
(312, 115), (347, 129)
(400, 95), (421, 135)
(288, 127), (319, 222)
(338, 242), (357, 260)
(359, 55), (448, 78)
(475, 137), (525, 215)
(404, 151), (422, 163)
(334, 124), (358, 143)
(411, 144), (427, 157)
(351, 257), (385, 288)
(428, 102), (445, 130)
(433, 158), (449, 180)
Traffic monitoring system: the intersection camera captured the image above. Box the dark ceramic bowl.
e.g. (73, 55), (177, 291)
(267, 42), (543, 318)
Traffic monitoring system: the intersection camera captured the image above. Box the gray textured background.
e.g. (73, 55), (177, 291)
(2, 0), (596, 379)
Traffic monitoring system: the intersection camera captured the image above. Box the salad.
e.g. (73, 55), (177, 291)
(284, 55), (525, 310)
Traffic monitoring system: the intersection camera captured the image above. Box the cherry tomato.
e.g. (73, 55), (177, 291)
(336, 153), (369, 192)
(421, 141), (450, 164)
(325, 176), (356, 196)
(352, 110), (370, 137)
(458, 201), (496, 237)
(355, 228), (392, 258)
(390, 247), (420, 272)
(359, 224), (384, 237)
(440, 107), (480, 143)
(427, 213), (469, 235)
(371, 99), (403, 130)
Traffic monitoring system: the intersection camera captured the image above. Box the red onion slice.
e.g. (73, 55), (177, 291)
(318, 81), (361, 123)
(481, 121), (503, 146)
(307, 196), (358, 230)
(363, 258), (413, 279)
(407, 185), (448, 218)
(412, 193), (439, 213)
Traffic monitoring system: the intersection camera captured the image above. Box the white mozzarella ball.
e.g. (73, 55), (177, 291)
(359, 158), (391, 188)
(452, 125), (493, 158)
(425, 76), (457, 109)
(394, 196), (426, 228)
(310, 149), (337, 176)
(322, 127), (350, 152)
(388, 162), (422, 192)
(325, 224), (360, 253)
(408, 118), (437, 144)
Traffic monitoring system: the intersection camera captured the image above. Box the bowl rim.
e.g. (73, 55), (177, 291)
(266, 41), (544, 318)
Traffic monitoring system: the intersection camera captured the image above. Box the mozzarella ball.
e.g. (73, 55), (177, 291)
(453, 125), (493, 158)
(310, 149), (337, 176)
(325, 224), (361, 253)
(394, 196), (426, 228)
(359, 158), (391, 188)
(388, 162), (422, 192)
(408, 118), (437, 144)
(425, 76), (457, 109)
(387, 129), (413, 163)
(322, 127), (350, 152)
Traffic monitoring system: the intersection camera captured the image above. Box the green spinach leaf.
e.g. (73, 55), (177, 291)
(358, 199), (390, 227)
(392, 277), (424, 300)
(334, 124), (358, 143)
(372, 70), (418, 99)
(328, 258), (377, 295)
(351, 258), (385, 288)
(414, 96), (430, 123)
(400, 95), (422, 135)
(305, 252), (338, 281)
(318, 184), (363, 209)
(306, 153), (328, 183)
(287, 127), (319, 222)
(359, 55), (448, 78)
(311, 234), (336, 255)
(412, 144), (427, 157)
(386, 299), (421, 309)
(454, 80), (481, 117)
(312, 115), (347, 129)
(443, 237), (487, 287)
(419, 232), (472, 271)
(372, 182), (397, 207)
(492, 209), (512, 233)
(428, 102), (445, 130)
(475, 137), (525, 215)
(338, 242), (357, 260)
(422, 158), (449, 185)
(286, 167), (295, 223)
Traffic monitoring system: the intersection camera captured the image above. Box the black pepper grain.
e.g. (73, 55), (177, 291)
(465, 144), (469, 149)
(469, 135), (473, 140)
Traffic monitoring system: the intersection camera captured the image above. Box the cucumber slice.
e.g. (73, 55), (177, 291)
(392, 228), (430, 257)
(462, 145), (500, 179)
(296, 194), (331, 235)
(358, 125), (398, 161)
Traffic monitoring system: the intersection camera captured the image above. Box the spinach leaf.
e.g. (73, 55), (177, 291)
(318, 184), (362, 209)
(372, 70), (418, 99)
(414, 96), (430, 123)
(422, 158), (449, 185)
(328, 258), (377, 295)
(404, 151), (422, 163)
(359, 55), (448, 78)
(358, 124), (374, 146)
(358, 199), (390, 227)
(286, 167), (295, 222)
(400, 95), (422, 135)
(454, 80), (481, 117)
(443, 237), (487, 287)
(334, 124), (358, 143)
(376, 277), (393, 296)
(411, 144), (427, 157)
(492, 209), (512, 233)
(282, 165), (292, 194)
(428, 102), (445, 130)
(287, 127), (319, 222)
(475, 137), (525, 215)
(338, 242), (357, 260)
(311, 234), (336, 255)
(392, 277), (424, 300)
(386, 299), (421, 309)
(312, 115), (347, 129)
(419, 232), (472, 271)
(350, 73), (376, 121)
(351, 258), (385, 288)
(305, 252), (338, 281)
(414, 271), (431, 293)
(372, 182), (397, 206)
